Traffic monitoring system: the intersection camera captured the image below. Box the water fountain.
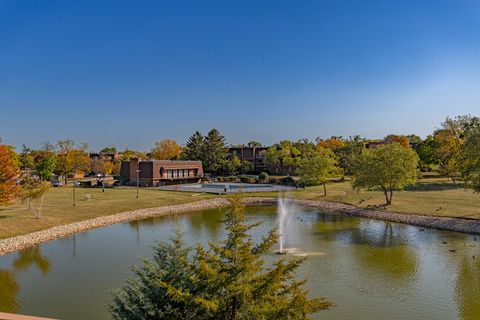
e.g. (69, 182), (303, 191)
(277, 197), (289, 255)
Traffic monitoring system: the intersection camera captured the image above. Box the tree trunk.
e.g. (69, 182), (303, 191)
(37, 195), (45, 219)
(73, 178), (76, 207)
(323, 182), (327, 196)
(451, 176), (458, 188)
(388, 189), (393, 205)
(382, 187), (390, 205)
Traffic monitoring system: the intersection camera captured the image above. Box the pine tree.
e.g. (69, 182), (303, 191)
(110, 195), (332, 320)
(202, 128), (228, 174)
(183, 131), (204, 160)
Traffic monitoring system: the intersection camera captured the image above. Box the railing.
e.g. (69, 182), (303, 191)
(0, 313), (57, 320)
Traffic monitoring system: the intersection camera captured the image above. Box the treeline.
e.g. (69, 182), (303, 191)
(1, 114), (479, 206)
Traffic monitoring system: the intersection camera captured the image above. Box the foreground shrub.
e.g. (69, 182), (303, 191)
(110, 195), (332, 320)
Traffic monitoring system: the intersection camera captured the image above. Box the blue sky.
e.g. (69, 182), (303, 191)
(1, 0), (480, 151)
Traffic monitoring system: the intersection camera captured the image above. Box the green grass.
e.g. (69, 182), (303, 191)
(246, 177), (480, 219)
(0, 177), (479, 240)
(0, 187), (213, 240)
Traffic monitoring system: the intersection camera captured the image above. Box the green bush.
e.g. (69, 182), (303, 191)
(228, 176), (238, 182)
(258, 172), (269, 182)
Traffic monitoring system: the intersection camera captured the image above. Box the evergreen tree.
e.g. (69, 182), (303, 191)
(183, 131), (204, 160)
(110, 196), (332, 320)
(202, 129), (228, 174)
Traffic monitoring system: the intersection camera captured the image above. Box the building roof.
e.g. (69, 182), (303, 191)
(141, 160), (203, 169)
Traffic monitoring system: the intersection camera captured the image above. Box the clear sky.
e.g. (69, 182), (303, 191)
(1, 0), (479, 151)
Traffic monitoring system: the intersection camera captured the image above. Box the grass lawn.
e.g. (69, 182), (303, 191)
(0, 177), (479, 240)
(248, 177), (480, 220)
(0, 187), (213, 240)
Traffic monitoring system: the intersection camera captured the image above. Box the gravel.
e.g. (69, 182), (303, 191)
(1, 197), (479, 256)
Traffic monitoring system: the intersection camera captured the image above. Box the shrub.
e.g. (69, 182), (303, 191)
(258, 172), (269, 182)
(228, 176), (238, 182)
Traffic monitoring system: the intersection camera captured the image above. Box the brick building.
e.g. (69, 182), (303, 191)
(120, 158), (203, 186)
(228, 146), (268, 173)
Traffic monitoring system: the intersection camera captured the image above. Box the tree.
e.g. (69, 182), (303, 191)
(34, 151), (57, 180)
(351, 143), (419, 205)
(383, 134), (410, 148)
(459, 126), (480, 192)
(110, 196), (332, 320)
(330, 135), (365, 175)
(433, 115), (480, 186)
(238, 160), (253, 174)
(316, 136), (345, 150)
(415, 135), (438, 169)
(55, 140), (89, 185)
(18, 177), (50, 219)
(247, 141), (263, 147)
(0, 142), (20, 205)
(101, 146), (117, 154)
(434, 129), (462, 186)
(19, 144), (35, 171)
(151, 139), (182, 160)
(297, 147), (340, 196)
(183, 131), (204, 160)
(55, 140), (90, 206)
(90, 158), (114, 175)
(202, 129), (228, 174)
(264, 141), (301, 175)
(121, 149), (146, 161)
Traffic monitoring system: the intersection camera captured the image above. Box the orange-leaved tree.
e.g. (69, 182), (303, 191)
(0, 140), (20, 205)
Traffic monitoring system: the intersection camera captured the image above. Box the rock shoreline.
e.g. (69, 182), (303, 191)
(1, 197), (479, 256)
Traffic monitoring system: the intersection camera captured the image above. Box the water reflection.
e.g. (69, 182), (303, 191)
(312, 212), (418, 294)
(13, 246), (51, 275)
(455, 256), (480, 320)
(0, 269), (19, 313)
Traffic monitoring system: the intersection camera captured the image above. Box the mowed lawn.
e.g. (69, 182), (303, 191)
(248, 177), (480, 220)
(0, 177), (479, 240)
(0, 187), (213, 239)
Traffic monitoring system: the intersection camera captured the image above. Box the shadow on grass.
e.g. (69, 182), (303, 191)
(405, 182), (463, 192)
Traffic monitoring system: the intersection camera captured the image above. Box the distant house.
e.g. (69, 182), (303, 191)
(120, 158), (203, 186)
(89, 152), (122, 162)
(227, 146), (268, 173)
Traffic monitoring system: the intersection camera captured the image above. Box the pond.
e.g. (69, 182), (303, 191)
(0, 205), (479, 320)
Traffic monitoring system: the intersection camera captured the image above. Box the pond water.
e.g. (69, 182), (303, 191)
(0, 205), (479, 320)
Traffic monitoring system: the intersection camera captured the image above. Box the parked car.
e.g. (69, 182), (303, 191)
(51, 180), (63, 187)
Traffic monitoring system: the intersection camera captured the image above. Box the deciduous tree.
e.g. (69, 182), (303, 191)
(18, 177), (50, 219)
(351, 143), (419, 205)
(297, 147), (340, 196)
(264, 140), (301, 175)
(150, 139), (181, 160)
(0, 142), (20, 205)
(459, 127), (480, 192)
(34, 151), (57, 180)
